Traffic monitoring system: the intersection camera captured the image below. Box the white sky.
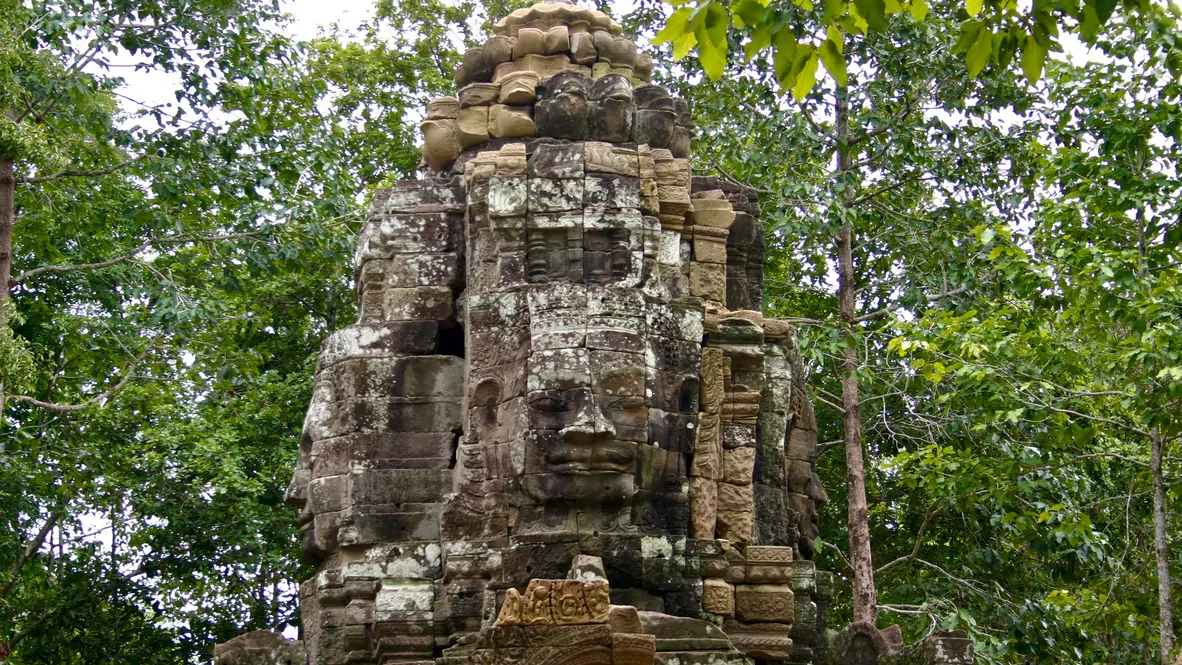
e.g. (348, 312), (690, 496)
(112, 0), (377, 117)
(284, 0), (377, 37)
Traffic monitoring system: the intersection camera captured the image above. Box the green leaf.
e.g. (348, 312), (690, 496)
(855, 0), (889, 30)
(955, 21), (984, 53)
(792, 49), (819, 100)
(1035, 11), (1060, 39)
(773, 29), (798, 85)
(846, 0), (870, 33)
(733, 0), (768, 28)
(654, 7), (693, 45)
(980, 227), (996, 244)
(1079, 3), (1101, 41)
(1091, 0), (1119, 25)
(703, 2), (730, 46)
(672, 31), (698, 60)
(744, 26), (773, 61)
(1021, 36), (1046, 82)
(885, 0), (904, 13)
(966, 26), (992, 76)
(910, 0), (930, 20)
(819, 38), (848, 87)
(996, 31), (1017, 69)
(966, 0), (983, 17)
(696, 23), (728, 79)
(827, 24), (845, 51)
(823, 0), (846, 22)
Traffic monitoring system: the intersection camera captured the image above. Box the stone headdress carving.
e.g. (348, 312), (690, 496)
(283, 2), (833, 663)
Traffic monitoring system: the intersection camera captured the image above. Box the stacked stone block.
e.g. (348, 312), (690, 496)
(691, 177), (765, 312)
(286, 176), (469, 664)
(275, 3), (858, 664)
(421, 2), (691, 171)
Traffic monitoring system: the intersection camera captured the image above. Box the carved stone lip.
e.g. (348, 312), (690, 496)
(545, 443), (635, 472)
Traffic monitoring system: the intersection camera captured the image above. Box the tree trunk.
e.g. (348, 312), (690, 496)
(0, 156), (15, 421)
(835, 88), (877, 626)
(1152, 429), (1175, 664)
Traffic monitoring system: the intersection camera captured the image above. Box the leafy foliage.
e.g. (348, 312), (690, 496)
(0, 0), (462, 661)
(636, 0), (1181, 656)
(652, 0), (1182, 94)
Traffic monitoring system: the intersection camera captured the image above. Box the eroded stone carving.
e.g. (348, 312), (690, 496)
(271, 3), (886, 665)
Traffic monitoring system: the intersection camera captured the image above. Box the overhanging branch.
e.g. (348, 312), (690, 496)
(8, 345), (154, 412)
(16, 156), (143, 184)
(853, 284), (971, 324)
(1, 509), (63, 598)
(10, 231), (267, 286)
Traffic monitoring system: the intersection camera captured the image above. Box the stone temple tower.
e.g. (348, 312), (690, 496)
(282, 2), (839, 663)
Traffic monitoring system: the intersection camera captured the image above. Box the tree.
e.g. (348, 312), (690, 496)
(648, 0), (1172, 99)
(0, 0), (465, 660)
(648, 0), (1046, 627)
(895, 13), (1182, 659)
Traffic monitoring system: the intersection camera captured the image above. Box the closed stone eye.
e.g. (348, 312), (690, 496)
(529, 396), (567, 413)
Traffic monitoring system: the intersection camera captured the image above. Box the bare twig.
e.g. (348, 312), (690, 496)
(823, 541), (853, 572)
(810, 385), (846, 414)
(876, 506), (943, 574)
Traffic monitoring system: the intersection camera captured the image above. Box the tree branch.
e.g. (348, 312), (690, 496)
(11, 245), (148, 284)
(853, 284), (971, 324)
(16, 156), (142, 184)
(851, 172), (934, 207)
(796, 99), (839, 143)
(8, 345), (154, 412)
(707, 158), (777, 195)
(1, 509), (63, 598)
(823, 540), (853, 572)
(912, 558), (1012, 606)
(848, 92), (919, 147)
(11, 231), (267, 285)
(876, 506), (943, 574)
(810, 385), (846, 414)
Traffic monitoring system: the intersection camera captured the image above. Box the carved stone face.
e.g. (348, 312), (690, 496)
(535, 72), (590, 139)
(588, 74), (634, 143)
(517, 286), (696, 508)
(464, 171), (699, 521)
(633, 84), (676, 150)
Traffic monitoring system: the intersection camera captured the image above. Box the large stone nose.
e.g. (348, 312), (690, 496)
(560, 396), (616, 444)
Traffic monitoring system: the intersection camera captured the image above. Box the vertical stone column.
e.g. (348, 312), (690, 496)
(709, 314), (764, 547)
(287, 177), (467, 665)
(688, 190), (736, 312)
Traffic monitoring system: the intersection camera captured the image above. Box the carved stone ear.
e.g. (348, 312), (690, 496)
(473, 377), (503, 407)
(421, 119), (461, 171)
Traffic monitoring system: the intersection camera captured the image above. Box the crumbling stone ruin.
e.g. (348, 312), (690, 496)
(268, 3), (974, 664)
